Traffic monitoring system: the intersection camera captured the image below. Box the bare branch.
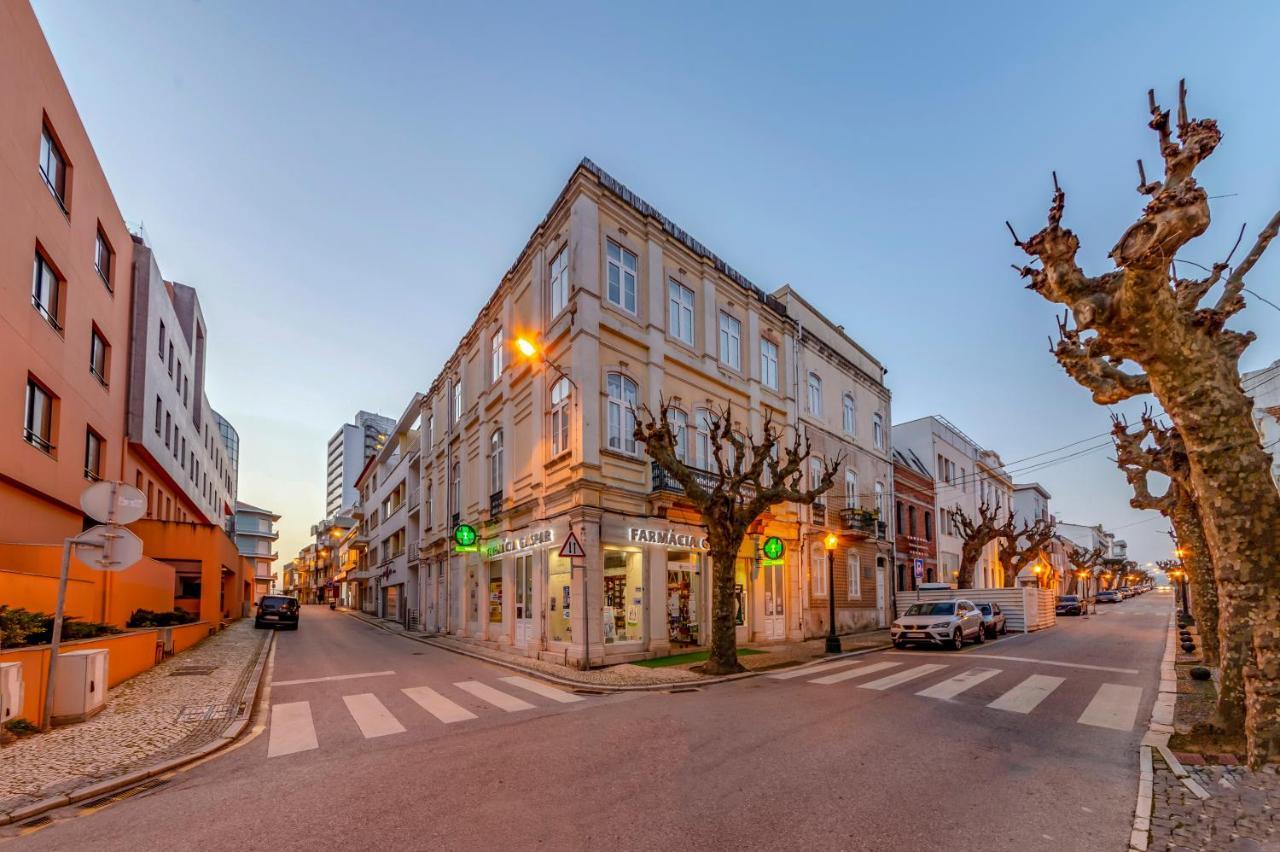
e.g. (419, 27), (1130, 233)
(1215, 208), (1280, 315)
(1053, 319), (1151, 404)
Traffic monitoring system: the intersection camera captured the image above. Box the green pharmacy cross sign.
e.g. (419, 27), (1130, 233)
(453, 524), (478, 552)
(761, 535), (785, 565)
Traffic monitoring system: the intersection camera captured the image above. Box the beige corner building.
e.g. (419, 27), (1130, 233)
(399, 160), (892, 666)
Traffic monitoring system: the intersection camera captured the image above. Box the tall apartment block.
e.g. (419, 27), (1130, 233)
(326, 410), (394, 516)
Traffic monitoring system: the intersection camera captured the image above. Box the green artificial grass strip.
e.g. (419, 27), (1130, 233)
(633, 648), (767, 668)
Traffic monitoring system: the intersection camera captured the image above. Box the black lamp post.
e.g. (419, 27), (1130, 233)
(824, 533), (841, 654)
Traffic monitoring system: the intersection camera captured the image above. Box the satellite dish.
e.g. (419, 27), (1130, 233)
(75, 524), (144, 572)
(81, 481), (147, 525)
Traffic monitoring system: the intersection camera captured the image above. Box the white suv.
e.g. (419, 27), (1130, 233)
(891, 599), (987, 650)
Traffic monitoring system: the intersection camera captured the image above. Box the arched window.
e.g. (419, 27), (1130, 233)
(550, 377), (571, 456)
(807, 373), (822, 416)
(844, 469), (858, 508)
(694, 408), (713, 469)
(489, 430), (503, 493)
(810, 457), (823, 490)
(606, 373), (638, 455)
(874, 481), (885, 516)
(842, 394), (856, 435)
(873, 412), (884, 449)
(667, 408), (689, 462)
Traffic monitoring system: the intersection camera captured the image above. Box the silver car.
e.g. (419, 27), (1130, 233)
(890, 599), (987, 650)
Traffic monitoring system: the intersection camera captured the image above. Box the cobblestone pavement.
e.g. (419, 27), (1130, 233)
(1149, 752), (1280, 851)
(0, 620), (268, 812)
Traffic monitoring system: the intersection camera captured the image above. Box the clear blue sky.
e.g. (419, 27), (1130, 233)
(32, 0), (1280, 568)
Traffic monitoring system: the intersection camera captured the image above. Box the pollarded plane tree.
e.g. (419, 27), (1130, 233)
(634, 398), (840, 675)
(1064, 545), (1105, 595)
(995, 514), (1058, 588)
(949, 502), (1005, 589)
(1010, 80), (1280, 765)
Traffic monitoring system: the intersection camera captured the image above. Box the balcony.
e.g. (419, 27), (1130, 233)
(489, 490), (503, 518)
(811, 502), (826, 527)
(651, 463), (754, 497)
(839, 508), (888, 540)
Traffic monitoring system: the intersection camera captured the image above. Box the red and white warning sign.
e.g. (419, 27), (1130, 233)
(558, 531), (586, 558)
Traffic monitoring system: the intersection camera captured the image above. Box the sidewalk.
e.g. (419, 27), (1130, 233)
(0, 619), (269, 818)
(346, 609), (891, 688)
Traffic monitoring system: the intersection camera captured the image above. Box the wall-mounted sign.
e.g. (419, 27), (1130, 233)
(483, 528), (553, 559)
(627, 527), (708, 549)
(761, 536), (785, 563)
(559, 531), (586, 558)
(453, 524), (478, 552)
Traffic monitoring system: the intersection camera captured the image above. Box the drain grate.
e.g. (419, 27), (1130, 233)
(666, 687), (701, 694)
(19, 815), (52, 829)
(572, 689), (606, 696)
(176, 703), (236, 723)
(79, 777), (169, 810)
(169, 666), (217, 677)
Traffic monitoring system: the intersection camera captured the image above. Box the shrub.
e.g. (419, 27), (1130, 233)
(127, 608), (197, 628)
(3, 718), (39, 737)
(0, 606), (120, 647)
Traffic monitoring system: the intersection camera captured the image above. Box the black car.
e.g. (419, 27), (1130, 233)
(1056, 594), (1085, 616)
(255, 595), (300, 630)
(1095, 590), (1121, 604)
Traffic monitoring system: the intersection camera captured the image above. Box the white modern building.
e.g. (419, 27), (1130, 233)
(1244, 358), (1280, 487)
(326, 410), (395, 516)
(234, 501), (280, 597)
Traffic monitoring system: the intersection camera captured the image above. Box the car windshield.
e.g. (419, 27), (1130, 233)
(905, 603), (955, 616)
(262, 596), (294, 607)
(977, 604), (993, 614)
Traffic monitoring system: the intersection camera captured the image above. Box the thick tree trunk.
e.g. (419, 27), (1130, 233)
(704, 543), (744, 675)
(1150, 361), (1280, 766)
(1170, 496), (1220, 668)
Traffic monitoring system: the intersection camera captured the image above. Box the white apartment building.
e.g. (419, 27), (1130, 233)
(234, 501), (280, 597)
(326, 409), (395, 516)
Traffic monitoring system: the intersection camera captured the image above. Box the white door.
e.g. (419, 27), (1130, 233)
(763, 563), (786, 640)
(875, 562), (887, 627)
(514, 554), (534, 647)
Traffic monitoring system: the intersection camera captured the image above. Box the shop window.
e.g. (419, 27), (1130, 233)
(666, 550), (703, 646)
(487, 561), (503, 624)
(603, 548), (643, 643)
(548, 555), (572, 643)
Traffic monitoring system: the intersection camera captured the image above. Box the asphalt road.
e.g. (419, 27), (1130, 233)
(6, 591), (1173, 851)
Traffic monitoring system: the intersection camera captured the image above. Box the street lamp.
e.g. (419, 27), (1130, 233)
(824, 532), (840, 654)
(515, 336), (578, 392)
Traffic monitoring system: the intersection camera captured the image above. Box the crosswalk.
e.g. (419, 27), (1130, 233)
(767, 659), (1143, 730)
(267, 676), (586, 758)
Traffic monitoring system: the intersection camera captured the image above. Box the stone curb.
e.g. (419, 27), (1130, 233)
(342, 608), (892, 693)
(1129, 608), (1182, 852)
(0, 627), (276, 829)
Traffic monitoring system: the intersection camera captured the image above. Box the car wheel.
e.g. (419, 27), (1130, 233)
(893, 638), (907, 649)
(950, 629), (964, 651)
(999, 622), (1007, 635)
(253, 621), (263, 629)
(975, 625), (986, 644)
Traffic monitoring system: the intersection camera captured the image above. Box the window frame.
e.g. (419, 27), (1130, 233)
(489, 430), (504, 495)
(94, 226), (114, 291)
(84, 427), (103, 481)
(605, 372), (638, 455)
(847, 551), (861, 599)
(550, 376), (571, 457)
(844, 469), (858, 508)
(811, 542), (828, 597)
(89, 325), (110, 387)
(667, 407), (689, 463)
(873, 412), (884, 449)
(694, 408), (713, 470)
(39, 123), (68, 209)
(807, 372), (822, 416)
(23, 377), (56, 455)
(760, 338), (779, 390)
(604, 240), (638, 314)
(31, 249), (63, 333)
(668, 279), (695, 346)
(718, 311), (742, 370)
(490, 328), (504, 384)
(548, 245), (570, 318)
(842, 394), (856, 436)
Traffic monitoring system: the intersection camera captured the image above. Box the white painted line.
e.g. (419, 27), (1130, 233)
(987, 674), (1065, 714)
(343, 693), (406, 738)
(809, 661), (900, 685)
(499, 676), (584, 703)
(1078, 684), (1143, 731)
(455, 680), (536, 712)
(267, 701), (318, 757)
(768, 660), (863, 680)
(273, 670), (396, 687)
(886, 651), (1139, 675)
(859, 663), (947, 691)
(916, 667), (1002, 700)
(402, 686), (477, 723)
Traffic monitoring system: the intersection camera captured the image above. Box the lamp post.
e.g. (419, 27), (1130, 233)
(824, 533), (840, 654)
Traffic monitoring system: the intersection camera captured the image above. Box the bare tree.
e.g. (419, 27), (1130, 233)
(1009, 81), (1280, 765)
(995, 516), (1058, 588)
(950, 503), (1004, 589)
(1064, 545), (1105, 594)
(635, 398), (840, 675)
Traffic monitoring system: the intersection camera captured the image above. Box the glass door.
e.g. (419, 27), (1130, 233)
(515, 554), (534, 646)
(763, 563), (785, 640)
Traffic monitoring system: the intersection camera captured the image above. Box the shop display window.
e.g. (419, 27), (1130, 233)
(548, 555), (572, 643)
(666, 550), (703, 646)
(603, 548), (643, 643)
(488, 561), (503, 624)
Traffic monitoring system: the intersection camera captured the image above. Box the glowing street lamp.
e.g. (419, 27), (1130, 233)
(515, 336), (577, 391)
(824, 532), (840, 654)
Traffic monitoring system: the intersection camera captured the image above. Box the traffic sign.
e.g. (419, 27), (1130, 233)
(75, 524), (143, 573)
(80, 480), (146, 525)
(559, 531), (586, 558)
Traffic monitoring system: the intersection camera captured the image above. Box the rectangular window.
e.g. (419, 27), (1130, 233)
(452, 379), (463, 423)
(490, 329), (504, 382)
(95, 227), (113, 290)
(23, 378), (56, 454)
(165, 412), (172, 447)
(548, 245), (569, 317)
(550, 377), (571, 457)
(760, 339), (778, 390)
(811, 543), (828, 597)
(668, 280), (694, 345)
(155, 396), (162, 434)
(159, 322), (166, 358)
(168, 343), (174, 376)
(846, 552), (861, 599)
(84, 428), (103, 481)
(39, 125), (67, 206)
(605, 240), (637, 313)
(89, 327), (109, 386)
(718, 312), (741, 369)
(32, 251), (62, 332)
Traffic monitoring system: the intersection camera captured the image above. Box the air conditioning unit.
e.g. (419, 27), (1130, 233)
(51, 649), (108, 725)
(0, 662), (23, 723)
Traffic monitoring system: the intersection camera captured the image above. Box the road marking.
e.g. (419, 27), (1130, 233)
(343, 693), (406, 738)
(916, 667), (1002, 700)
(267, 701), (318, 757)
(1077, 683), (1143, 731)
(809, 661), (900, 685)
(499, 676), (584, 703)
(768, 660), (863, 680)
(886, 651), (1138, 675)
(402, 686), (478, 723)
(987, 674), (1064, 714)
(273, 670), (396, 687)
(858, 663), (947, 691)
(455, 680), (536, 712)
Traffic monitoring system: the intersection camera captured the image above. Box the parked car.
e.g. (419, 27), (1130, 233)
(255, 595), (300, 630)
(1096, 589), (1121, 604)
(976, 602), (1007, 637)
(890, 600), (986, 650)
(1118, 586), (1134, 599)
(1055, 594), (1086, 616)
